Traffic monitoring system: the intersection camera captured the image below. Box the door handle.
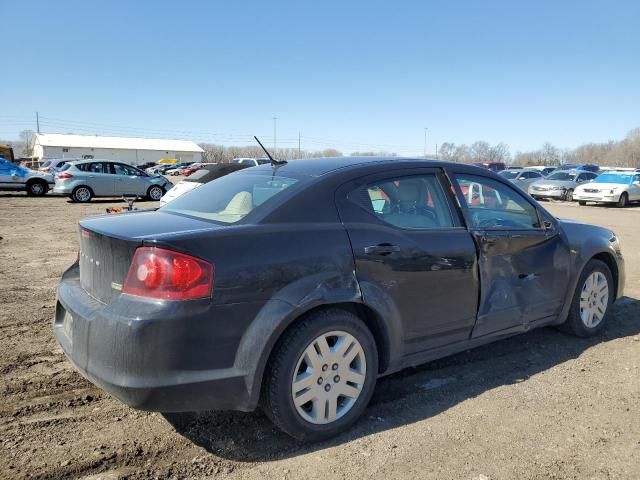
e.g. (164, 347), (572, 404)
(364, 244), (401, 255)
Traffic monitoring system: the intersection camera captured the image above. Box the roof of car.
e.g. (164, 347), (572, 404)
(247, 156), (472, 177)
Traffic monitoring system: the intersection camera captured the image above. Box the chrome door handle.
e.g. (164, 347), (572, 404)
(364, 244), (401, 255)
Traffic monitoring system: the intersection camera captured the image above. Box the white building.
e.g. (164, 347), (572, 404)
(31, 133), (203, 166)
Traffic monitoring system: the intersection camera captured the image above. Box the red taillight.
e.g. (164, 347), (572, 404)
(57, 172), (73, 179)
(122, 247), (214, 300)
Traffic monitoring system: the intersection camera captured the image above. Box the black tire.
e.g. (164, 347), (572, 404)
(262, 309), (378, 442)
(578, 201), (586, 206)
(147, 185), (164, 201)
(616, 193), (628, 208)
(72, 186), (93, 203)
(564, 189), (574, 202)
(26, 180), (48, 196)
(560, 259), (614, 338)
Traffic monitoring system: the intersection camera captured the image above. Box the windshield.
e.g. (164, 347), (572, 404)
(162, 172), (301, 223)
(593, 173), (633, 185)
(547, 172), (576, 181)
(499, 171), (519, 179)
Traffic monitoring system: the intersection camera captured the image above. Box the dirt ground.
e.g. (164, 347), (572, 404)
(1, 189), (639, 480)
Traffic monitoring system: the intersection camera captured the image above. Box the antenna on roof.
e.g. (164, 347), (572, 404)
(254, 136), (287, 166)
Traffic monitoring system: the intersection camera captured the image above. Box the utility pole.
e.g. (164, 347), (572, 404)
(36, 112), (40, 134)
(273, 117), (277, 155)
(435, 143), (438, 159)
(423, 127), (428, 157)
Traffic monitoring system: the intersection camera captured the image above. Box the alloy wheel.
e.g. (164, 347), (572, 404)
(30, 183), (44, 195)
(149, 186), (163, 200)
(579, 271), (609, 328)
(291, 330), (366, 425)
(75, 187), (91, 202)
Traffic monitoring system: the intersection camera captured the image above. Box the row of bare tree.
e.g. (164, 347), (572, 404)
(5, 127), (640, 168)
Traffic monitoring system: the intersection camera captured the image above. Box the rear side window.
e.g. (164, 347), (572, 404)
(352, 174), (454, 229)
(454, 174), (540, 229)
(162, 172), (301, 224)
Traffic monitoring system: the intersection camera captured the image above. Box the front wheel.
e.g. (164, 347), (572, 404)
(560, 259), (614, 337)
(147, 185), (164, 201)
(26, 180), (48, 196)
(617, 193), (628, 208)
(262, 309), (378, 441)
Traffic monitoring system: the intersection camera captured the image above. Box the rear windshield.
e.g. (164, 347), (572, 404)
(41, 160), (52, 167)
(162, 172), (301, 223)
(59, 163), (72, 172)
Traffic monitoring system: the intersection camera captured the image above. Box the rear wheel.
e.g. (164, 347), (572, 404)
(147, 185), (164, 201)
(72, 186), (93, 203)
(262, 309), (378, 441)
(560, 259), (613, 337)
(578, 201), (586, 206)
(26, 180), (48, 196)
(564, 189), (574, 202)
(616, 193), (628, 208)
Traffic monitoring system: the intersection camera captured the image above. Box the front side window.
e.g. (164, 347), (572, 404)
(356, 174), (454, 229)
(113, 164), (139, 176)
(454, 174), (540, 229)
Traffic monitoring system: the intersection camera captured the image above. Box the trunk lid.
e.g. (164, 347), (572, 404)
(79, 210), (223, 303)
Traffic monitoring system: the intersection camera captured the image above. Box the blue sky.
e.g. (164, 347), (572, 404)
(2, 0), (639, 155)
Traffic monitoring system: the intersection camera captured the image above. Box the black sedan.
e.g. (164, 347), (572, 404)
(54, 157), (625, 441)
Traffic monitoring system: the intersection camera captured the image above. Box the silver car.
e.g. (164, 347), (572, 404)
(528, 170), (599, 201)
(53, 160), (173, 203)
(498, 169), (544, 190)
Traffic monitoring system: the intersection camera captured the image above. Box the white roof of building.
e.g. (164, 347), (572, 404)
(34, 133), (204, 153)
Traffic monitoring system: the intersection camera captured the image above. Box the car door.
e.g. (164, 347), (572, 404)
(628, 174), (640, 201)
(0, 159), (17, 188)
(85, 162), (115, 196)
(336, 168), (479, 353)
(112, 163), (148, 196)
(451, 172), (571, 337)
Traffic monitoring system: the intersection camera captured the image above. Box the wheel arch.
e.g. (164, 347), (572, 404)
(238, 299), (395, 411)
(591, 251), (619, 299)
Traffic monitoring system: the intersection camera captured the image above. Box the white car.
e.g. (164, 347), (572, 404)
(573, 171), (640, 207)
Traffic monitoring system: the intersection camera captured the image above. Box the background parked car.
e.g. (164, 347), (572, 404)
(471, 161), (506, 172)
(179, 162), (217, 177)
(146, 164), (177, 175)
(557, 163), (600, 173)
(574, 171), (640, 207)
(39, 158), (81, 174)
(0, 158), (54, 195)
(528, 170), (598, 201)
(53, 160), (172, 202)
(498, 168), (544, 189)
(164, 163), (195, 176)
(232, 157), (271, 166)
(160, 163), (250, 205)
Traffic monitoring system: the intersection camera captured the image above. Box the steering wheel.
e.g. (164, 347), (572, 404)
(416, 205), (438, 221)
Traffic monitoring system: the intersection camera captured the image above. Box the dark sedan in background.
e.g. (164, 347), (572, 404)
(54, 157), (624, 441)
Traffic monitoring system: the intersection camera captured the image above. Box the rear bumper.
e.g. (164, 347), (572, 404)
(53, 266), (263, 412)
(53, 184), (74, 195)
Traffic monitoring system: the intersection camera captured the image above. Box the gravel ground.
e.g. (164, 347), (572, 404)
(0, 190), (639, 480)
